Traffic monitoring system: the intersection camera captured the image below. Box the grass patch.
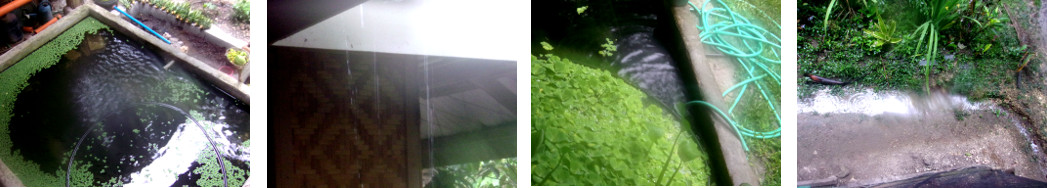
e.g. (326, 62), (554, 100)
(0, 18), (109, 187)
(194, 149), (248, 187)
(731, 75), (781, 185)
(531, 53), (710, 185)
(798, 0), (1025, 99)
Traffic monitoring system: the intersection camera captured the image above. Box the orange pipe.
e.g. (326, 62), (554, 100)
(0, 0), (31, 17)
(34, 14), (61, 33)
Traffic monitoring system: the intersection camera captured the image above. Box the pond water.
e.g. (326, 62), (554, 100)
(532, 0), (693, 115)
(7, 30), (249, 186)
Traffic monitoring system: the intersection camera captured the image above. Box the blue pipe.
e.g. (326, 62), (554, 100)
(114, 6), (172, 44)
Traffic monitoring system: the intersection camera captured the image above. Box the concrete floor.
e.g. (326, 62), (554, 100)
(671, 0), (766, 185)
(797, 89), (1047, 186)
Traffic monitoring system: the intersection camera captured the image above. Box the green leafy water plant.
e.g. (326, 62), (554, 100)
(864, 18), (903, 48)
(598, 38), (616, 57)
(0, 17), (109, 187)
(67, 159), (94, 187)
(823, 0), (879, 31)
(145, 76), (205, 105)
(799, 0), (1026, 98)
(963, 0), (1009, 36)
(531, 53), (710, 185)
(194, 149), (247, 187)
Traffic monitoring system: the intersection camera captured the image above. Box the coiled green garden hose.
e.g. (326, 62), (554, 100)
(685, 0), (781, 151)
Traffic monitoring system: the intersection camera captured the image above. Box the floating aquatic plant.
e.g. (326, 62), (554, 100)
(0, 18), (108, 187)
(598, 38), (616, 57)
(193, 149), (247, 187)
(233, 0), (250, 23)
(145, 77), (205, 105)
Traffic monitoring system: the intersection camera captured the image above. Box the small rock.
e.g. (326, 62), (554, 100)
(180, 46), (189, 53)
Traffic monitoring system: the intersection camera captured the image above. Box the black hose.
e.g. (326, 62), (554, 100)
(66, 124), (95, 187)
(65, 102), (228, 186)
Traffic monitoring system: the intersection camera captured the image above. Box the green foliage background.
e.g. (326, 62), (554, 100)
(798, 0), (1028, 100)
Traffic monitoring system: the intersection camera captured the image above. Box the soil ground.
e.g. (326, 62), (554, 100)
(798, 109), (1047, 186)
(126, 0), (250, 78)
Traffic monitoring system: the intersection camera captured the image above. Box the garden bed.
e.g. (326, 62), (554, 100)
(118, 0), (249, 82)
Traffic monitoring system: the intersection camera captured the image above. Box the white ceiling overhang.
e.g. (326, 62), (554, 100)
(272, 0), (526, 61)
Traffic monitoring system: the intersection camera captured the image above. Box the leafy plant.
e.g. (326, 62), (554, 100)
(910, 0), (961, 89)
(194, 149), (248, 186)
(864, 18), (903, 48)
(823, 0), (838, 31)
(226, 48), (248, 66)
(541, 41), (554, 51)
(598, 38), (616, 57)
(234, 0), (250, 23)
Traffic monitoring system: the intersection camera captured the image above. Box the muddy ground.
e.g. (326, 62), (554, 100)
(798, 109), (1047, 186)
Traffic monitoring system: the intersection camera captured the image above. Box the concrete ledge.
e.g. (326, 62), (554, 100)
(672, 0), (760, 185)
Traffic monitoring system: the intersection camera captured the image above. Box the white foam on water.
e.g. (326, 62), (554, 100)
(123, 119), (246, 186)
(798, 88), (989, 116)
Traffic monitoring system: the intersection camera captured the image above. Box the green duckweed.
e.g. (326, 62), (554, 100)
(0, 17), (109, 187)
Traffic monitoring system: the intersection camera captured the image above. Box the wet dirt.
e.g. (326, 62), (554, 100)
(797, 90), (1047, 187)
(180, 0), (249, 41)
